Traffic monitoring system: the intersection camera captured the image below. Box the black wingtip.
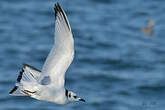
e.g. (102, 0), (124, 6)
(54, 3), (57, 16)
(9, 86), (18, 94)
(23, 63), (41, 72)
(54, 2), (61, 17)
(56, 2), (60, 6)
(54, 2), (71, 32)
(17, 69), (24, 82)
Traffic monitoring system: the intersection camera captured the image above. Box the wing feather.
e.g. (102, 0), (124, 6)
(40, 3), (74, 88)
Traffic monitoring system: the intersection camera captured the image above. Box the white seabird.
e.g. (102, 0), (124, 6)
(9, 2), (85, 105)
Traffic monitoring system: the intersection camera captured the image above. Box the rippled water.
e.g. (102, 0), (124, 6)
(1, 0), (165, 110)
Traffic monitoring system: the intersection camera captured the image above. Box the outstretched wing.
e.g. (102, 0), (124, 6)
(40, 3), (74, 88)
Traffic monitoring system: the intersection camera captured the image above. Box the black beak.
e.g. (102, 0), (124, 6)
(79, 98), (85, 102)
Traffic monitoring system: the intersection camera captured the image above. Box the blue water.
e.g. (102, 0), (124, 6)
(0, 0), (165, 110)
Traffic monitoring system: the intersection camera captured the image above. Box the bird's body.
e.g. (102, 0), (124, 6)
(142, 19), (155, 36)
(9, 3), (85, 105)
(31, 84), (67, 104)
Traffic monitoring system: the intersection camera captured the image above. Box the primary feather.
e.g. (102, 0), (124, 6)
(40, 3), (74, 88)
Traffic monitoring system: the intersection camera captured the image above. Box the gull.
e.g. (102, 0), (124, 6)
(9, 3), (85, 105)
(142, 19), (155, 37)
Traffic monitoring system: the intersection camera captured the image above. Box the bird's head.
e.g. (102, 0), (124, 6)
(65, 89), (85, 103)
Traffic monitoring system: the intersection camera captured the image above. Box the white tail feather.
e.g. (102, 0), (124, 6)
(9, 64), (41, 96)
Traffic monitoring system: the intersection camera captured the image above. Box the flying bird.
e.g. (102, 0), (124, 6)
(9, 3), (85, 104)
(142, 19), (155, 36)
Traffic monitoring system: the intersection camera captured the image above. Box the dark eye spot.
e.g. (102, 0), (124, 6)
(69, 93), (71, 97)
(73, 96), (77, 98)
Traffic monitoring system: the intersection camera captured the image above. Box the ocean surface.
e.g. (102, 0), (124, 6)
(0, 0), (165, 110)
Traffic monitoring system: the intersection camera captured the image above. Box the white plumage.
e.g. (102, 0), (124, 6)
(9, 3), (85, 105)
(40, 2), (74, 89)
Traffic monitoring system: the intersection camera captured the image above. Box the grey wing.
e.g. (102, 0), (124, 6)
(40, 3), (74, 88)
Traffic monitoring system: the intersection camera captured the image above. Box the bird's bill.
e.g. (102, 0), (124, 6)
(78, 98), (85, 102)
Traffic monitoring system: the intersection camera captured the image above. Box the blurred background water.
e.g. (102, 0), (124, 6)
(0, 0), (165, 110)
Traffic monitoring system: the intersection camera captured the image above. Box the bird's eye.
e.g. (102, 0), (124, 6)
(73, 96), (77, 98)
(69, 93), (71, 97)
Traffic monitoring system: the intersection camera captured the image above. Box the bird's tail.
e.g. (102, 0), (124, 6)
(9, 64), (41, 96)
